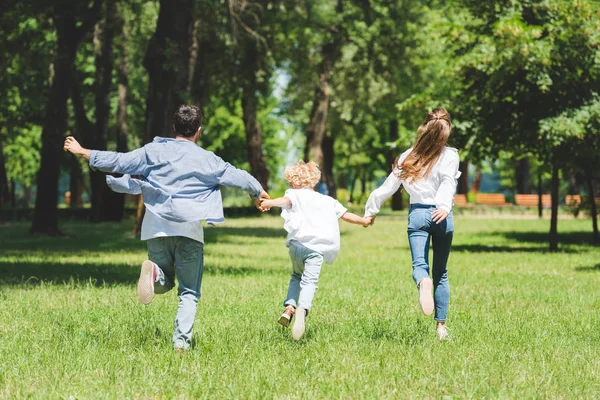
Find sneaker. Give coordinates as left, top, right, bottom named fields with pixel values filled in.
left=291, top=307, right=306, bottom=341
left=137, top=260, right=156, bottom=305
left=418, top=278, right=434, bottom=316
left=436, top=325, right=450, bottom=341
left=278, top=305, right=295, bottom=327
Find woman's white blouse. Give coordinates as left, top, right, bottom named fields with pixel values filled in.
left=365, top=147, right=461, bottom=217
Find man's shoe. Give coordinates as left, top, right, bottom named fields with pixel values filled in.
left=278, top=305, right=295, bottom=327
left=291, top=307, right=306, bottom=341
left=418, top=278, right=434, bottom=316
left=137, top=260, right=156, bottom=305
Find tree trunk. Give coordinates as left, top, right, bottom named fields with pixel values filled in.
left=360, top=170, right=367, bottom=203
left=0, top=138, right=9, bottom=207
left=322, top=133, right=336, bottom=197
left=133, top=195, right=145, bottom=238
left=537, top=171, right=543, bottom=219
left=31, top=13, right=78, bottom=235
left=134, top=0, right=195, bottom=237
left=142, top=0, right=194, bottom=143
left=90, top=0, right=123, bottom=222
left=305, top=40, right=338, bottom=198
left=549, top=159, right=559, bottom=251
left=69, top=157, right=84, bottom=208
left=567, top=168, right=579, bottom=195
left=31, top=2, right=101, bottom=234
left=349, top=170, right=358, bottom=204
left=10, top=179, right=16, bottom=210
left=187, top=19, right=200, bottom=97
left=388, top=119, right=403, bottom=210
left=107, top=5, right=130, bottom=220
left=305, top=50, right=332, bottom=167
left=457, top=160, right=469, bottom=194
left=240, top=41, right=269, bottom=190
left=241, top=89, right=270, bottom=190
left=516, top=157, right=532, bottom=194
left=584, top=165, right=599, bottom=245
left=471, top=168, right=483, bottom=193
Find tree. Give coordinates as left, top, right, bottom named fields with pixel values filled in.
left=30, top=0, right=102, bottom=235
left=452, top=0, right=600, bottom=250
left=540, top=97, right=600, bottom=245
left=132, top=0, right=195, bottom=236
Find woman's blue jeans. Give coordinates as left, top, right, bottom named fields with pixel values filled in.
left=407, top=204, right=454, bottom=322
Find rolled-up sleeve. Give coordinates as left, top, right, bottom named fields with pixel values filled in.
left=364, top=172, right=402, bottom=217
left=212, top=154, right=263, bottom=199
left=89, top=148, right=148, bottom=175
left=434, top=151, right=461, bottom=213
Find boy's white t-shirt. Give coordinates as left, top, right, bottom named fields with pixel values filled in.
left=141, top=210, right=204, bottom=243
left=281, top=188, right=347, bottom=264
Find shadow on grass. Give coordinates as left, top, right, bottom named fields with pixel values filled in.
left=0, top=223, right=286, bottom=255
left=498, top=231, right=599, bottom=246
left=0, top=260, right=278, bottom=287
left=450, top=244, right=577, bottom=254
left=574, top=264, right=600, bottom=272
left=0, top=262, right=139, bottom=286
left=205, top=226, right=286, bottom=241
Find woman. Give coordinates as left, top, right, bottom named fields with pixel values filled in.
left=364, top=108, right=461, bottom=340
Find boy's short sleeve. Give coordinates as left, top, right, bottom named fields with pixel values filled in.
left=333, top=200, right=347, bottom=219
left=283, top=189, right=296, bottom=209
left=281, top=189, right=300, bottom=234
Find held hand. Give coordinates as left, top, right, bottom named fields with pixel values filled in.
left=254, top=198, right=269, bottom=212
left=254, top=191, right=271, bottom=212
left=432, top=209, right=449, bottom=224
left=63, top=136, right=84, bottom=156
left=362, top=216, right=376, bottom=228
left=259, top=198, right=273, bottom=212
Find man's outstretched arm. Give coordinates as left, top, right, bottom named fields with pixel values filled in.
left=64, top=136, right=91, bottom=160
left=64, top=136, right=146, bottom=175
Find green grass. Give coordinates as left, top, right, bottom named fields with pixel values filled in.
left=1, top=214, right=599, bottom=398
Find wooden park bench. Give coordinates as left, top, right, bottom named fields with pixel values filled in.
left=475, top=193, right=510, bottom=207
left=566, top=194, right=582, bottom=206
left=515, top=194, right=551, bottom=209
left=454, top=194, right=468, bottom=207
left=565, top=194, right=600, bottom=207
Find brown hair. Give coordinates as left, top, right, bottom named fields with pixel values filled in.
left=284, top=160, right=321, bottom=189
left=396, top=108, right=452, bottom=182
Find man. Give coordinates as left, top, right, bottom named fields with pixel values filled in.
left=64, top=104, right=268, bottom=352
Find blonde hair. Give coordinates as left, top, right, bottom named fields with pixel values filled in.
left=284, top=160, right=321, bottom=189
left=396, top=108, right=452, bottom=182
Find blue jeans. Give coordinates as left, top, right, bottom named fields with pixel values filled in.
left=284, top=241, right=324, bottom=311
left=147, top=236, right=204, bottom=350
left=407, top=204, right=454, bottom=322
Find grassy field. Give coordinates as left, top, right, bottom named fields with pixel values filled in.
left=1, top=213, right=599, bottom=399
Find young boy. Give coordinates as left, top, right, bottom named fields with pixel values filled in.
left=260, top=161, right=372, bottom=341
left=63, top=105, right=268, bottom=352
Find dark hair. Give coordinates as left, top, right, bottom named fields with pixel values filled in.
left=173, top=105, right=202, bottom=137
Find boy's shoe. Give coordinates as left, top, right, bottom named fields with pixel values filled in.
left=436, top=325, right=450, bottom=341
left=137, top=260, right=156, bottom=305
left=291, top=307, right=307, bottom=341
left=278, top=305, right=295, bottom=327
left=418, top=278, right=434, bottom=316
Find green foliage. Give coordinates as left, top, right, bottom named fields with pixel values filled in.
left=3, top=126, right=42, bottom=187
left=451, top=0, right=600, bottom=162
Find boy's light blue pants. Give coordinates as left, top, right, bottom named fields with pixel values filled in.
left=284, top=241, right=324, bottom=312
